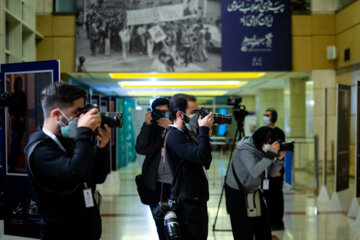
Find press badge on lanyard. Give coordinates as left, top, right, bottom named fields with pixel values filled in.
left=263, top=170, right=269, bottom=190
left=83, top=183, right=94, bottom=208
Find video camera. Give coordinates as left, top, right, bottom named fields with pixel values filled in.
left=79, top=104, right=123, bottom=128
left=227, top=96, right=248, bottom=126
left=0, top=92, right=10, bottom=108
left=198, top=107, right=232, bottom=125
left=152, top=200, right=181, bottom=240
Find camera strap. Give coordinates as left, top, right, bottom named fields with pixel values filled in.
left=26, top=132, right=80, bottom=197
left=160, top=128, right=184, bottom=204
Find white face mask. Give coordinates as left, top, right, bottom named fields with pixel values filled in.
left=263, top=116, right=271, bottom=126
left=262, top=144, right=271, bottom=152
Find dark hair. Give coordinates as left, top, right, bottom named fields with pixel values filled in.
left=169, top=94, right=188, bottom=120
left=151, top=97, right=169, bottom=110
left=41, top=82, right=87, bottom=118
left=266, top=108, right=278, bottom=124
left=252, top=126, right=276, bottom=150
left=14, top=76, right=23, bottom=91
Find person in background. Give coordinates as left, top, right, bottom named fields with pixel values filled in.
left=135, top=98, right=172, bottom=240
left=263, top=108, right=286, bottom=231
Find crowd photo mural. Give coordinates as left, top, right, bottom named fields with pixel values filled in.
left=76, top=0, right=222, bottom=72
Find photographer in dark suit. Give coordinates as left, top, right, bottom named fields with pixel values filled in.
left=165, top=93, right=214, bottom=240
left=135, top=98, right=172, bottom=240
left=25, top=82, right=111, bottom=240
left=263, top=108, right=286, bottom=231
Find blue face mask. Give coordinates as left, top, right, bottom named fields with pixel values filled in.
left=58, top=110, right=78, bottom=139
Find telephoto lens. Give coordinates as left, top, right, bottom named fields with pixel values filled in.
left=199, top=107, right=232, bottom=125
left=164, top=211, right=181, bottom=239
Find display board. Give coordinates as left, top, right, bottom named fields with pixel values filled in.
left=0, top=60, right=60, bottom=238
left=335, top=84, right=351, bottom=192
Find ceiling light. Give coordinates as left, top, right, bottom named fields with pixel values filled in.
left=118, top=81, right=247, bottom=89
left=109, top=72, right=265, bottom=79
left=128, top=90, right=228, bottom=96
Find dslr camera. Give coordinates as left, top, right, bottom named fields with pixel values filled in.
left=198, top=107, right=232, bottom=125
left=0, top=92, right=10, bottom=109
left=152, top=200, right=181, bottom=240
left=279, top=140, right=295, bottom=152
left=79, top=104, right=123, bottom=128
left=151, top=109, right=169, bottom=125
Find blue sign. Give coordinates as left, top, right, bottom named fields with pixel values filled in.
left=221, top=0, right=292, bottom=71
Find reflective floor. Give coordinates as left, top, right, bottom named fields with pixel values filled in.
left=1, top=151, right=360, bottom=240
left=98, top=152, right=360, bottom=240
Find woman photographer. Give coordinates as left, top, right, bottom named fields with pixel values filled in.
left=225, top=126, right=285, bottom=240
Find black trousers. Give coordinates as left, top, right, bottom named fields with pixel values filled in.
left=264, top=170, right=285, bottom=227
left=150, top=182, right=172, bottom=240
left=177, top=201, right=208, bottom=240
left=225, top=184, right=272, bottom=240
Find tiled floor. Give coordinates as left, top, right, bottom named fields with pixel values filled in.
left=98, top=152, right=360, bottom=240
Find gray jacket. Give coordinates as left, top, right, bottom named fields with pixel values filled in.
left=226, top=137, right=283, bottom=193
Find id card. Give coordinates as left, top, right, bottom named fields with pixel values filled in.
left=83, top=188, right=95, bottom=208
left=263, top=179, right=270, bottom=190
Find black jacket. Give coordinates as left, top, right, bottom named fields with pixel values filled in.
left=24, top=127, right=110, bottom=240
left=165, top=126, right=212, bottom=203
left=135, top=123, right=164, bottom=191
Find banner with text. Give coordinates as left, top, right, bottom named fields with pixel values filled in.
left=221, top=0, right=292, bottom=71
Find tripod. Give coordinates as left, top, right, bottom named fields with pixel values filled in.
left=212, top=117, right=245, bottom=232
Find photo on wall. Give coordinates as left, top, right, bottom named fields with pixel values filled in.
left=75, top=0, right=221, bottom=72
left=4, top=71, right=52, bottom=176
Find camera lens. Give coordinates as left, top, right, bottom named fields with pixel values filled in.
left=213, top=113, right=232, bottom=125
left=100, top=112, right=123, bottom=128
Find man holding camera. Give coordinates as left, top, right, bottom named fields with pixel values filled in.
left=135, top=98, right=172, bottom=240
left=164, top=93, right=214, bottom=240
left=25, top=82, right=111, bottom=240
left=263, top=108, right=286, bottom=231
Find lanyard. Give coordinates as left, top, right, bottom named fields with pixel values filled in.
left=42, top=128, right=67, bottom=153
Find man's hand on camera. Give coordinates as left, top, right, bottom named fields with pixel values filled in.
left=198, top=112, right=214, bottom=129
left=278, top=151, right=286, bottom=161
left=97, top=124, right=111, bottom=148
left=78, top=108, right=101, bottom=131
left=145, top=111, right=152, bottom=125
left=269, top=141, right=280, bottom=154
left=157, top=118, right=172, bottom=129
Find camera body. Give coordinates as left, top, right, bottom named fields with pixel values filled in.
left=151, top=109, right=169, bottom=125
left=0, top=92, right=10, bottom=108
left=80, top=104, right=123, bottom=128
left=152, top=200, right=181, bottom=239
left=279, top=140, right=295, bottom=152
left=198, top=107, right=232, bottom=125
